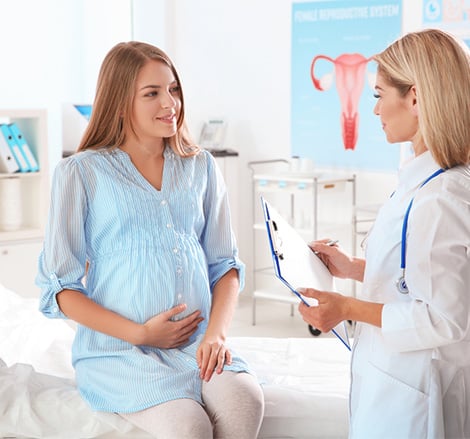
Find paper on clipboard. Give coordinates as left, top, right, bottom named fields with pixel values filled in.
left=261, top=197, right=350, bottom=351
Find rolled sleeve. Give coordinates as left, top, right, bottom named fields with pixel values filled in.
left=208, top=255, right=246, bottom=292
left=201, top=152, right=245, bottom=291
left=35, top=158, right=89, bottom=319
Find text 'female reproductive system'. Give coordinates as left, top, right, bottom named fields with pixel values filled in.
left=311, top=53, right=374, bottom=151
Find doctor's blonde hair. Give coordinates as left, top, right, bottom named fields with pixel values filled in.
left=374, top=28, right=470, bottom=168
left=78, top=41, right=198, bottom=157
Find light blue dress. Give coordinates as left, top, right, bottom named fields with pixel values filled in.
left=36, top=146, right=249, bottom=413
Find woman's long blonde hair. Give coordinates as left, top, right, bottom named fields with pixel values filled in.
left=77, top=41, right=198, bottom=157
left=374, top=28, right=470, bottom=168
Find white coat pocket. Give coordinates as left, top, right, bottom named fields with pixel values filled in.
left=351, top=360, right=428, bottom=439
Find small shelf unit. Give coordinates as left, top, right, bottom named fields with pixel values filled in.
left=0, top=108, right=49, bottom=298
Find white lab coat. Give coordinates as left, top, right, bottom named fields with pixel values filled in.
left=350, top=152, right=470, bottom=439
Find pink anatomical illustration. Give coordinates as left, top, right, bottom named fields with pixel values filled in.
left=310, top=53, right=372, bottom=150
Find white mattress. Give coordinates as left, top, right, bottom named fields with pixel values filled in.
left=0, top=285, right=350, bottom=438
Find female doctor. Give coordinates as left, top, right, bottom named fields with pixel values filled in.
left=298, top=29, right=470, bottom=438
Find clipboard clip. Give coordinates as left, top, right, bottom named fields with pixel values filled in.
left=267, top=219, right=284, bottom=260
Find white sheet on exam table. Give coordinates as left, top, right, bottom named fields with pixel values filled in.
left=0, top=284, right=350, bottom=439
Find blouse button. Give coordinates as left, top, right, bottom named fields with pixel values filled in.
left=173, top=248, right=178, bottom=254
left=166, top=223, right=172, bottom=228
left=160, top=200, right=167, bottom=206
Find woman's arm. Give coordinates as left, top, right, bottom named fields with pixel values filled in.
left=57, top=289, right=204, bottom=348
left=57, top=289, right=145, bottom=344
left=196, top=268, right=239, bottom=381
left=197, top=153, right=244, bottom=380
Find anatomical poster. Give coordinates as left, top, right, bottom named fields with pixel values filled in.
left=291, top=0, right=402, bottom=171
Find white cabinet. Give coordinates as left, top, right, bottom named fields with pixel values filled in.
left=0, top=109, right=48, bottom=298
left=248, top=160, right=356, bottom=325
left=0, top=240, right=44, bottom=298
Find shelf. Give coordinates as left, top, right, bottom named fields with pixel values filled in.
left=253, top=288, right=299, bottom=304
left=253, top=266, right=275, bottom=275
left=253, top=171, right=355, bottom=183
left=0, top=228, right=44, bottom=243
left=253, top=174, right=351, bottom=194
left=0, top=171, right=43, bottom=180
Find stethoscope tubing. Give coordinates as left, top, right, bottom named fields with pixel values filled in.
left=397, top=168, right=445, bottom=294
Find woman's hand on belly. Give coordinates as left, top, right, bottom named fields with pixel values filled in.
left=137, top=304, right=204, bottom=348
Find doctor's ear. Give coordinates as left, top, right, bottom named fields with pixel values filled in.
left=409, top=86, right=419, bottom=116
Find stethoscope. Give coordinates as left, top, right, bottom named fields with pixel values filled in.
left=396, top=168, right=445, bottom=294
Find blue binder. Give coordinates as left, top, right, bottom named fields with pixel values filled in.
left=0, top=128, right=19, bottom=173
left=8, top=122, right=39, bottom=172
left=0, top=124, right=30, bottom=172
left=261, top=196, right=351, bottom=351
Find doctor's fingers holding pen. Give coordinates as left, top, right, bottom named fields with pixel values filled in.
left=309, top=239, right=364, bottom=281
left=297, top=288, right=348, bottom=333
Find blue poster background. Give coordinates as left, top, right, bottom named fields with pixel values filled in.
left=422, top=0, right=470, bottom=47
left=291, top=1, right=402, bottom=171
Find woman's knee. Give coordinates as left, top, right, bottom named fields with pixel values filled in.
left=203, top=371, right=265, bottom=438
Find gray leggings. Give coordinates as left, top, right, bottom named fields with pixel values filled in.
left=120, top=371, right=265, bottom=439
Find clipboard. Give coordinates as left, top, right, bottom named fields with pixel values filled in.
left=261, top=197, right=351, bottom=351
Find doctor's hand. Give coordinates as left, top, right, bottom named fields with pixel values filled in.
left=297, top=288, right=349, bottom=333
left=309, top=239, right=365, bottom=282
left=141, top=304, right=204, bottom=349
left=196, top=333, right=232, bottom=382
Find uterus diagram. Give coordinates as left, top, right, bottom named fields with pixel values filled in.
left=310, top=53, right=374, bottom=150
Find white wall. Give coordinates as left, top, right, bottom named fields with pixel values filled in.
left=130, top=0, right=168, bottom=49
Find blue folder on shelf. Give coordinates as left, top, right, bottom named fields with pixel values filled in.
left=0, top=124, right=29, bottom=172
left=261, top=196, right=351, bottom=351
left=8, top=122, right=39, bottom=172
left=0, top=125, right=19, bottom=173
